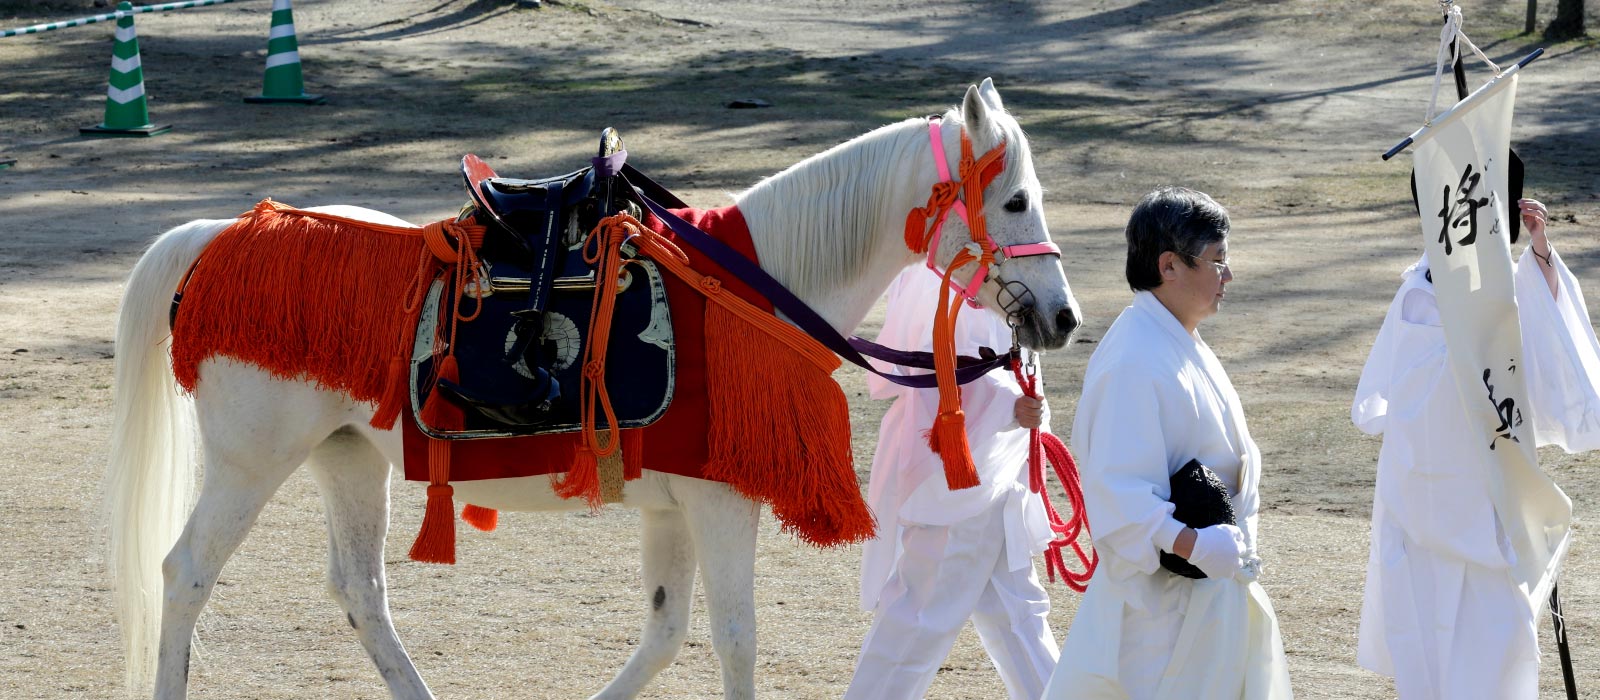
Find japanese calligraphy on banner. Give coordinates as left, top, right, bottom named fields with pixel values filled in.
left=1413, top=70, right=1572, bottom=615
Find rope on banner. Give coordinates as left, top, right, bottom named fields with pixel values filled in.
left=1425, top=2, right=1501, bottom=124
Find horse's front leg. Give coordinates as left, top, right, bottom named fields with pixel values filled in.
left=675, top=477, right=759, bottom=700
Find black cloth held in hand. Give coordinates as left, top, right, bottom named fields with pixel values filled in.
left=1159, top=459, right=1237, bottom=579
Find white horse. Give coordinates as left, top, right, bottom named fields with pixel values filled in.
left=107, top=79, right=1080, bottom=699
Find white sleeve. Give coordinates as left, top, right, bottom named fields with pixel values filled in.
left=1354, top=282, right=1441, bottom=436
left=1516, top=247, right=1600, bottom=452
left=1072, top=360, right=1186, bottom=581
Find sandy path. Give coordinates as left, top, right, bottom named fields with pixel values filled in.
left=1, top=0, right=1597, bottom=697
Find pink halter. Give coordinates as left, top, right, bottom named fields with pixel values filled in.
left=921, top=118, right=1061, bottom=308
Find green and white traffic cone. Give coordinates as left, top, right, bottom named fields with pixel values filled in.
left=80, top=2, right=171, bottom=137
left=244, top=0, right=325, bottom=104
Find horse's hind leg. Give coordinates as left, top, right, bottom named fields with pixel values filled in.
left=153, top=419, right=312, bottom=699
left=676, top=479, right=759, bottom=700
left=592, top=506, right=697, bottom=700
left=306, top=428, right=433, bottom=700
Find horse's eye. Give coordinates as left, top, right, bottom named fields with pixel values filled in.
left=1004, top=192, right=1029, bottom=213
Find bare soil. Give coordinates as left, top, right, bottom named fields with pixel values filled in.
left=2, top=0, right=1599, bottom=698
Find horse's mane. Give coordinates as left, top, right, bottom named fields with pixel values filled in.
left=733, top=103, right=1039, bottom=310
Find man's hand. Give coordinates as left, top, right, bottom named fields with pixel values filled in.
left=1014, top=395, right=1044, bottom=430
left=1521, top=198, right=1550, bottom=245
left=1186, top=524, right=1247, bottom=580
left=1521, top=199, right=1559, bottom=299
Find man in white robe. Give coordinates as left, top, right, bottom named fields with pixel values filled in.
left=1046, top=187, right=1292, bottom=700
left=845, top=266, right=1059, bottom=700
left=1353, top=199, right=1600, bottom=699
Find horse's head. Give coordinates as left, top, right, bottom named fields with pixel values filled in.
left=927, top=79, right=1081, bottom=351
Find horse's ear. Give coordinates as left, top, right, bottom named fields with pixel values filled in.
left=962, top=84, right=991, bottom=135
left=978, top=77, right=1004, bottom=111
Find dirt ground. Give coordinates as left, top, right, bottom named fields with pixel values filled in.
left=2, top=0, right=1599, bottom=698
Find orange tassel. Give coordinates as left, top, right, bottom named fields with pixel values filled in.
left=552, top=448, right=603, bottom=509
left=922, top=250, right=983, bottom=490
left=702, top=304, right=875, bottom=547
left=409, top=483, right=456, bottom=564
left=368, top=355, right=407, bottom=431
left=927, top=410, right=980, bottom=490
left=411, top=356, right=461, bottom=564
left=460, top=503, right=499, bottom=532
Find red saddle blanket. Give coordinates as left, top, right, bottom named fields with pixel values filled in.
left=401, top=205, right=760, bottom=483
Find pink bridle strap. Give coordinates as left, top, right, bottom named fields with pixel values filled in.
left=927, top=120, right=970, bottom=228
left=997, top=241, right=1061, bottom=261
left=920, top=118, right=1059, bottom=307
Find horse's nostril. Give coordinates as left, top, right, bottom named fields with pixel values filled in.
left=1056, top=307, right=1080, bottom=336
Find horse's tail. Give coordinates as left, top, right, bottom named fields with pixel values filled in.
left=105, top=217, right=233, bottom=696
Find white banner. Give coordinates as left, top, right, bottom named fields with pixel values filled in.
left=1413, top=71, right=1571, bottom=615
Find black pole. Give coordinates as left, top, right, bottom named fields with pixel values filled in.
left=1551, top=581, right=1578, bottom=700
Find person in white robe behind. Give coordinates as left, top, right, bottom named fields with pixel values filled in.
left=1352, top=199, right=1600, bottom=699
left=845, top=265, right=1060, bottom=700
left=1045, top=186, right=1293, bottom=700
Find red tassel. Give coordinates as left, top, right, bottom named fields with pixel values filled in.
left=552, top=448, right=603, bottom=509
left=461, top=503, right=498, bottom=532
left=411, top=356, right=461, bottom=564
left=622, top=430, right=644, bottom=481
left=927, top=410, right=980, bottom=490
left=409, top=483, right=457, bottom=564
left=369, top=355, right=407, bottom=430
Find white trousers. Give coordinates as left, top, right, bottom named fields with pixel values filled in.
left=1362, top=519, right=1539, bottom=700
left=845, top=500, right=1059, bottom=700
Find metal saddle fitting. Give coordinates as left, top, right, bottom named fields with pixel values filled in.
left=438, top=128, right=636, bottom=429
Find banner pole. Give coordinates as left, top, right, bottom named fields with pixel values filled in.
left=1552, top=581, right=1578, bottom=700
left=1382, top=48, right=1544, bottom=160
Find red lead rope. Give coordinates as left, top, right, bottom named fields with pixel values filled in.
left=1012, top=356, right=1099, bottom=592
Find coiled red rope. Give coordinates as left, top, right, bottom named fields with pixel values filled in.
left=1013, top=356, right=1098, bottom=592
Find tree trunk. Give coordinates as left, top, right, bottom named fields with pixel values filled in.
left=1545, top=0, right=1587, bottom=39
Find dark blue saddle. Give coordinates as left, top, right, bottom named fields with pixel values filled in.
left=410, top=130, right=674, bottom=438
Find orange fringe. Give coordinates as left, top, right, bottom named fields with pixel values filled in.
left=702, top=304, right=874, bottom=546
left=171, top=201, right=428, bottom=408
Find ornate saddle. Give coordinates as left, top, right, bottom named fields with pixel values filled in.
left=411, top=129, right=675, bottom=438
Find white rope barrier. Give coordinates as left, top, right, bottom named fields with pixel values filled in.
left=1, top=0, right=243, bottom=39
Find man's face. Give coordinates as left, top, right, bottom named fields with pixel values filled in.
left=1163, top=240, right=1233, bottom=327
